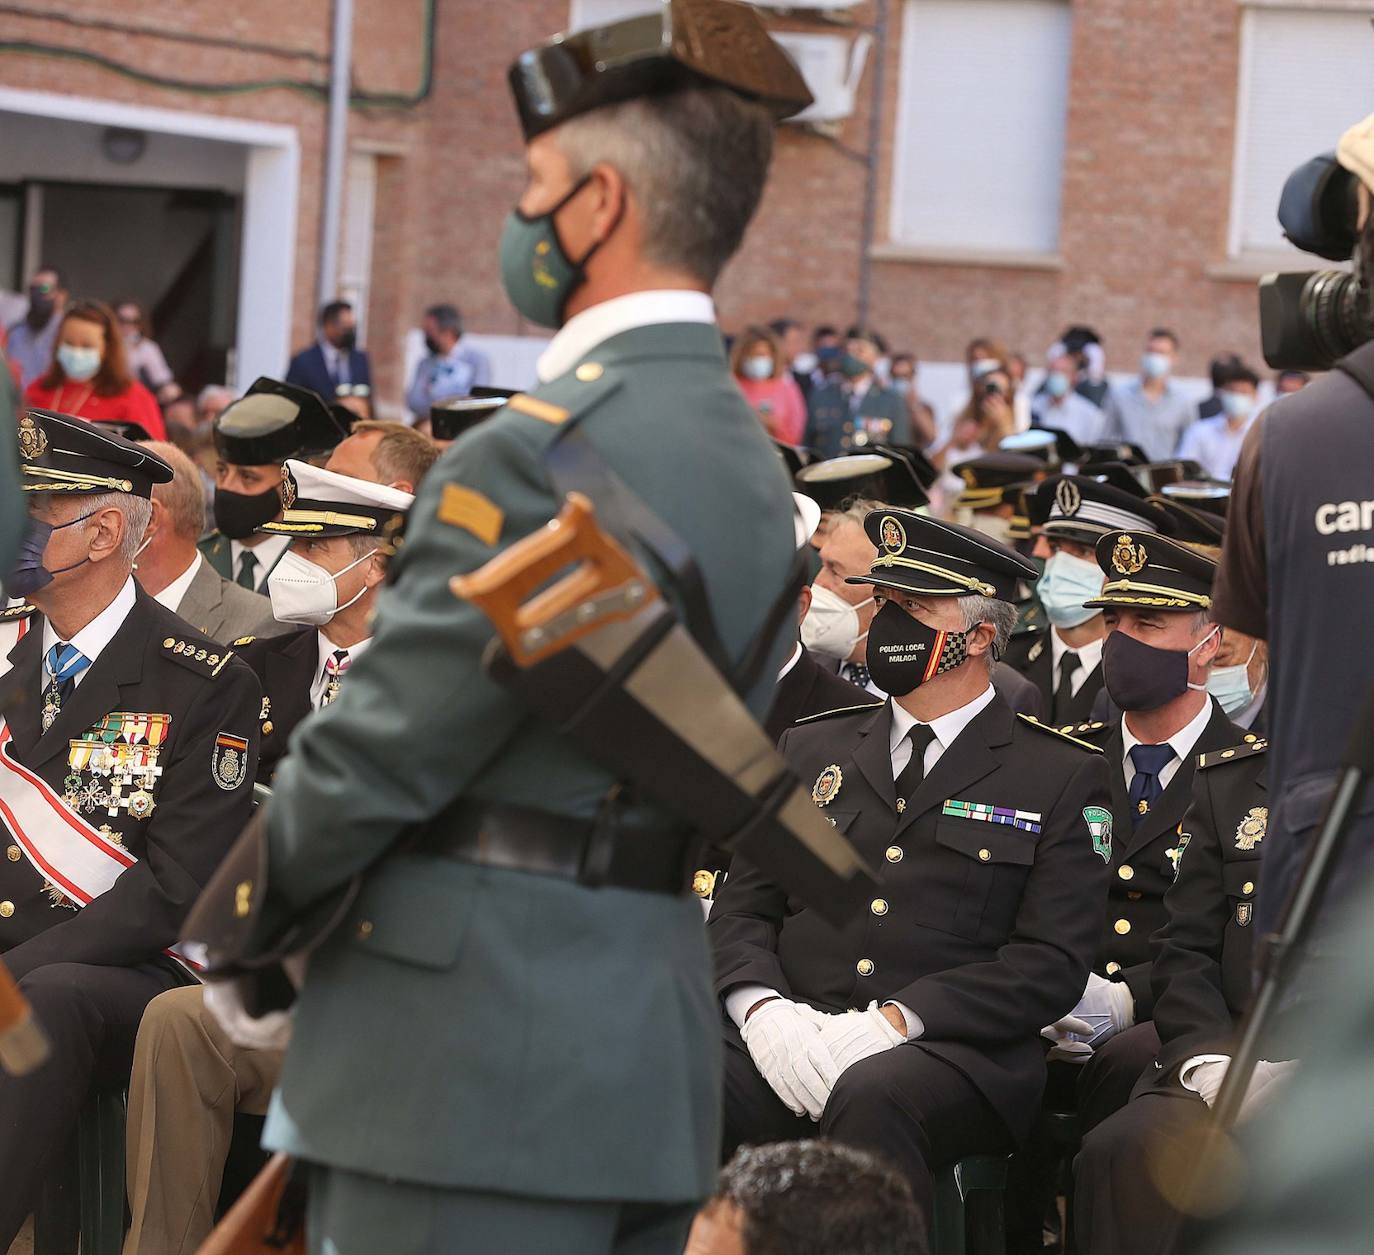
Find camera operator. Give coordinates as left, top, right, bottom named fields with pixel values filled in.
left=1215, top=112, right=1374, bottom=940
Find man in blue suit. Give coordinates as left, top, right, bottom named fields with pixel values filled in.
left=285, top=301, right=372, bottom=408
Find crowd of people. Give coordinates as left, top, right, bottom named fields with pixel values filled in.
left=0, top=2, right=1356, bottom=1254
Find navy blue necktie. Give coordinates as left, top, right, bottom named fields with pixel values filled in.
left=1128, top=743, right=1174, bottom=828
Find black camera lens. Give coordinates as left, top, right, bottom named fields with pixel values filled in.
left=1259, top=270, right=1374, bottom=371
left=982, top=380, right=1002, bottom=397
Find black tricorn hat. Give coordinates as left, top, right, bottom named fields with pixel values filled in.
left=430, top=389, right=516, bottom=442
left=508, top=0, right=813, bottom=142
left=214, top=378, right=341, bottom=466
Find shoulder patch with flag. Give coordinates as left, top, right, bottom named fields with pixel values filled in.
left=1083, top=806, right=1113, bottom=863
left=212, top=732, right=250, bottom=791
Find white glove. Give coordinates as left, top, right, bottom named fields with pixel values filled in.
left=797, top=1002, right=906, bottom=1075
left=1184, top=1056, right=1297, bottom=1120
left=202, top=977, right=294, bottom=1052
left=1041, top=973, right=1135, bottom=1062
left=740, top=998, right=840, bottom=1121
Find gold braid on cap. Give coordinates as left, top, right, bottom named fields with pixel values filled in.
left=870, top=554, right=997, bottom=597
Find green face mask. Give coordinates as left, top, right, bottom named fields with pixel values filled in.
left=499, top=175, right=610, bottom=329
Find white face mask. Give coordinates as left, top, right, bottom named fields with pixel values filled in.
left=792, top=351, right=818, bottom=375
left=268, top=547, right=378, bottom=627
left=801, top=582, right=872, bottom=661
left=741, top=355, right=774, bottom=381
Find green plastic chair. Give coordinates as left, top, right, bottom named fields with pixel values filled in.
left=34, top=1087, right=127, bottom=1255
left=931, top=1154, right=1010, bottom=1255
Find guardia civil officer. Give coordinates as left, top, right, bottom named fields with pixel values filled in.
left=1075, top=736, right=1290, bottom=1255
left=1004, top=476, right=1170, bottom=726
left=0, top=410, right=259, bottom=1248
left=1041, top=531, right=1241, bottom=1130
left=187, top=5, right=815, bottom=1251
left=708, top=509, right=1111, bottom=1237
left=200, top=378, right=347, bottom=593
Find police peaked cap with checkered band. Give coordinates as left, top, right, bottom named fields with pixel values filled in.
left=259, top=460, right=413, bottom=540
left=17, top=409, right=172, bottom=498
left=846, top=509, right=1037, bottom=602
left=509, top=0, right=813, bottom=143
left=1083, top=529, right=1216, bottom=612
left=1034, top=475, right=1172, bottom=546
left=213, top=377, right=346, bottom=466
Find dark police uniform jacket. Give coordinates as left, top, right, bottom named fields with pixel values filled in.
left=1003, top=628, right=1103, bottom=726
left=804, top=381, right=911, bottom=459
left=1137, top=740, right=1266, bottom=1095
left=1088, top=700, right=1242, bottom=1018
left=765, top=647, right=878, bottom=743
left=0, top=589, right=259, bottom=981
left=709, top=696, right=1111, bottom=1141
left=236, top=628, right=320, bottom=784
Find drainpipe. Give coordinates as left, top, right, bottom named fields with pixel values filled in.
left=317, top=0, right=353, bottom=306
left=855, top=0, right=888, bottom=327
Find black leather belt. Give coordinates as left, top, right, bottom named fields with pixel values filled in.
left=432, top=801, right=695, bottom=896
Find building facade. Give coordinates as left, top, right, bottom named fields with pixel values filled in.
left=1, top=0, right=1367, bottom=414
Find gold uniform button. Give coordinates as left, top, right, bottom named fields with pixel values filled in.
left=1243, top=881, right=1255, bottom=896
left=885, top=846, right=903, bottom=863
left=575, top=362, right=604, bottom=382
left=0, top=901, right=13, bottom=919
left=1244, top=733, right=1258, bottom=743
left=5, top=846, right=19, bottom=863
left=856, top=958, right=874, bottom=976
left=1114, top=918, right=1131, bottom=935
left=356, top=920, right=374, bottom=940
left=1106, top=961, right=1122, bottom=975
left=262, top=721, right=274, bottom=736
left=1118, top=865, right=1134, bottom=881
left=978, top=848, right=991, bottom=862
left=691, top=870, right=717, bottom=898
left=871, top=898, right=889, bottom=916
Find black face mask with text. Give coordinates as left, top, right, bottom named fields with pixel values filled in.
left=864, top=601, right=978, bottom=697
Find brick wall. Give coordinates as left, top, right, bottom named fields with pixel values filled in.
left=1, top=0, right=1276, bottom=409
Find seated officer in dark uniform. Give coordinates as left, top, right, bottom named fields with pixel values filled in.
left=1005, top=476, right=1171, bottom=726
left=1074, top=737, right=1283, bottom=1255
left=0, top=410, right=259, bottom=1249
left=708, top=508, right=1111, bottom=1235
left=1041, top=531, right=1242, bottom=1131
left=234, top=460, right=413, bottom=783
left=200, top=378, right=347, bottom=595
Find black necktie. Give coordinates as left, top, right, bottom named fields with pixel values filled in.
left=893, top=723, right=938, bottom=808
left=842, top=662, right=871, bottom=689
left=1128, top=743, right=1174, bottom=828
left=1053, top=651, right=1080, bottom=722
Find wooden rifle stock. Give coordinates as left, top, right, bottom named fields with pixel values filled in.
left=0, top=954, right=48, bottom=1076
left=196, top=1153, right=303, bottom=1255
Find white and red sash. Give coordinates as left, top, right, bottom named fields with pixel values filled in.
left=0, top=623, right=199, bottom=973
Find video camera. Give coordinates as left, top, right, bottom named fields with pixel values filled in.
left=1259, top=153, right=1374, bottom=370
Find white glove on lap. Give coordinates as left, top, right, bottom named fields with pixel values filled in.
left=1186, top=1056, right=1297, bottom=1121
left=798, top=1002, right=906, bottom=1075
left=203, top=977, right=294, bottom=1052
left=1041, top=973, right=1135, bottom=1062
left=740, top=998, right=839, bottom=1121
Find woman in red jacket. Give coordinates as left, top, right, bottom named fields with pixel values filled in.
left=25, top=298, right=166, bottom=439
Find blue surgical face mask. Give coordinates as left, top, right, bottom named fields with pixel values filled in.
left=3, top=509, right=99, bottom=598
left=57, top=344, right=102, bottom=382
left=1220, top=389, right=1254, bottom=421
left=1141, top=351, right=1171, bottom=380
left=1045, top=371, right=1071, bottom=399
left=1206, top=644, right=1259, bottom=716
left=1036, top=551, right=1103, bottom=629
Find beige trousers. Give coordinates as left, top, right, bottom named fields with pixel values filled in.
left=123, top=985, right=284, bottom=1255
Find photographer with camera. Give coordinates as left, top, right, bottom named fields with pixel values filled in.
left=1216, top=113, right=1374, bottom=941
left=934, top=363, right=1016, bottom=473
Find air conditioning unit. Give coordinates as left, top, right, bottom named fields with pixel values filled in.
left=773, top=31, right=872, bottom=125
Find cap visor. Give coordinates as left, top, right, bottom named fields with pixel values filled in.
left=846, top=573, right=968, bottom=597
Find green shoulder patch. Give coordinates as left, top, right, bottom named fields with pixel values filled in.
left=794, top=702, right=884, bottom=726
left=1083, top=805, right=1113, bottom=863
left=161, top=636, right=234, bottom=678
left=1197, top=737, right=1268, bottom=770
left=1018, top=713, right=1103, bottom=753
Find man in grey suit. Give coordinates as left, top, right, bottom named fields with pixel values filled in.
left=133, top=442, right=281, bottom=644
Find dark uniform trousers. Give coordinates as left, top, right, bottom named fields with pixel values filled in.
left=1073, top=744, right=1268, bottom=1255
left=0, top=589, right=260, bottom=1247
left=711, top=698, right=1111, bottom=1237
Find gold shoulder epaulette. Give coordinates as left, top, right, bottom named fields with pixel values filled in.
left=0, top=602, right=35, bottom=622
left=232, top=636, right=257, bottom=647
left=507, top=394, right=570, bottom=425
left=1198, top=735, right=1268, bottom=769
left=1059, top=720, right=1108, bottom=736
left=794, top=701, right=885, bottom=725
left=1019, top=713, right=1103, bottom=753
left=161, top=636, right=235, bottom=678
